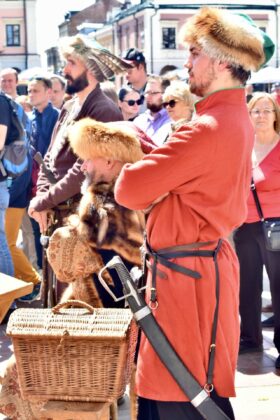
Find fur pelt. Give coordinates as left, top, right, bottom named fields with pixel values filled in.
left=68, top=117, right=144, bottom=163
left=60, top=181, right=144, bottom=308
left=180, top=7, right=265, bottom=71
left=75, top=181, right=144, bottom=266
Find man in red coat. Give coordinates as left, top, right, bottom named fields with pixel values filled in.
left=115, top=7, right=274, bottom=420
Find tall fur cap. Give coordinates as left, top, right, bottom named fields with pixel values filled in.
left=180, top=7, right=274, bottom=71
left=69, top=118, right=148, bottom=163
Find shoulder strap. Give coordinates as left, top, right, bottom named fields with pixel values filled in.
left=251, top=178, right=264, bottom=221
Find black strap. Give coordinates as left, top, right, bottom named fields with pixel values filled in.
left=144, top=239, right=223, bottom=392
left=207, top=240, right=222, bottom=388
left=251, top=178, right=264, bottom=221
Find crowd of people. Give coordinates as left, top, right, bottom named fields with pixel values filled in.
left=0, top=5, right=280, bottom=420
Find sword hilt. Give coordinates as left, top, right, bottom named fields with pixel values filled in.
left=98, top=256, right=146, bottom=309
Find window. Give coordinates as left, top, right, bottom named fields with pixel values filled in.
left=162, top=27, right=176, bottom=49
left=6, top=24, right=20, bottom=46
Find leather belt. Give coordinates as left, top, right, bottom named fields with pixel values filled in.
left=144, top=239, right=217, bottom=303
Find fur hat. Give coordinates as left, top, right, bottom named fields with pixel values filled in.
left=59, top=35, right=132, bottom=82
left=69, top=118, right=154, bottom=163
left=180, top=7, right=274, bottom=71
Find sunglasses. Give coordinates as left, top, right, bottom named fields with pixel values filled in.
left=123, top=97, right=144, bottom=106
left=163, top=99, right=178, bottom=108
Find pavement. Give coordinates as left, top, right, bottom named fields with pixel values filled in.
left=0, top=294, right=279, bottom=419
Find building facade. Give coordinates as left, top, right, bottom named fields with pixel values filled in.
left=0, top=0, right=40, bottom=71
left=103, top=0, right=279, bottom=75
left=44, top=1, right=280, bottom=75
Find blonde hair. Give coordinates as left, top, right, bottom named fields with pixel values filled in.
left=248, top=92, right=280, bottom=133
left=163, top=80, right=194, bottom=108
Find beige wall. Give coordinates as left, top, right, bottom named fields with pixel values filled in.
left=0, top=0, right=40, bottom=71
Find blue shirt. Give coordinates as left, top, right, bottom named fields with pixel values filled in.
left=30, top=103, right=59, bottom=158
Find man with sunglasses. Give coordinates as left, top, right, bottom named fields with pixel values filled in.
left=133, top=75, right=171, bottom=146
left=115, top=7, right=274, bottom=419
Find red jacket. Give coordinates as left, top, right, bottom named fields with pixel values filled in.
left=115, top=88, right=254, bottom=401
left=247, top=140, right=280, bottom=222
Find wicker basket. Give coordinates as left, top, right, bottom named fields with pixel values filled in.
left=7, top=300, right=137, bottom=403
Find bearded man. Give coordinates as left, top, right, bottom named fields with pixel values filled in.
left=28, top=35, right=129, bottom=231
left=27, top=35, right=130, bottom=303
left=115, top=7, right=274, bottom=420
left=133, top=75, right=171, bottom=146
left=45, top=119, right=154, bottom=310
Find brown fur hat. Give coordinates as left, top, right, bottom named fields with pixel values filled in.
left=69, top=118, right=145, bottom=163
left=180, top=7, right=266, bottom=71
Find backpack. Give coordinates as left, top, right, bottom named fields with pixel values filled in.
left=0, top=94, right=28, bottom=179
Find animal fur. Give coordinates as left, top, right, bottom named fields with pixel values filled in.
left=76, top=181, right=144, bottom=266
left=180, top=7, right=265, bottom=71
left=68, top=117, right=144, bottom=163
left=60, top=181, right=144, bottom=310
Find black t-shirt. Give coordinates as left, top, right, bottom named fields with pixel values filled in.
left=0, top=94, right=18, bottom=145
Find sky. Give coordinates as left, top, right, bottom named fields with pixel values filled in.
left=36, top=0, right=98, bottom=53
left=35, top=0, right=140, bottom=67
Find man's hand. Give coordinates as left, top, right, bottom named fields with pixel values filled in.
left=28, top=208, right=53, bottom=233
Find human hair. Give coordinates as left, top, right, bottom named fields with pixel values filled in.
left=50, top=74, right=66, bottom=89
left=163, top=80, right=194, bottom=108
left=227, top=65, right=251, bottom=86
left=248, top=92, right=280, bottom=133
left=146, top=74, right=167, bottom=92
left=29, top=76, right=52, bottom=90
left=100, top=81, right=119, bottom=105
left=134, top=61, right=147, bottom=73
left=159, top=65, right=178, bottom=76
left=118, top=86, right=140, bottom=102
left=0, top=67, right=18, bottom=82
left=16, top=95, right=32, bottom=112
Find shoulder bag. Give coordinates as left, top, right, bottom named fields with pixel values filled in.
left=251, top=179, right=280, bottom=251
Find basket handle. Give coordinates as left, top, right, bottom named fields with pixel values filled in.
left=52, top=300, right=95, bottom=314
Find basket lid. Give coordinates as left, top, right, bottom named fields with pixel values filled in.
left=7, top=304, right=134, bottom=339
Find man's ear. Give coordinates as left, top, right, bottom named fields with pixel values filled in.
left=217, top=61, right=229, bottom=72
left=106, top=159, right=114, bottom=169
left=110, top=160, right=125, bottom=175
left=87, top=69, right=97, bottom=84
